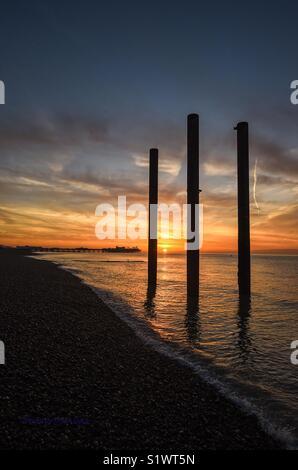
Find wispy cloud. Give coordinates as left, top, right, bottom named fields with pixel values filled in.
left=133, top=154, right=181, bottom=176
left=203, top=160, right=235, bottom=176
left=253, top=159, right=260, bottom=213
left=0, top=112, right=297, bottom=251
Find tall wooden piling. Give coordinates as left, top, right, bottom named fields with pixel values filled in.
left=235, top=122, right=251, bottom=296
left=148, top=148, right=158, bottom=287
left=187, top=114, right=200, bottom=297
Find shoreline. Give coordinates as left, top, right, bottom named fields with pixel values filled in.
left=0, top=249, right=281, bottom=449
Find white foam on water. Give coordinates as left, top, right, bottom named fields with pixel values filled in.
left=37, top=257, right=298, bottom=450
left=86, top=280, right=297, bottom=450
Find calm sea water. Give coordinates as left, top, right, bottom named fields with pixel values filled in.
left=36, top=252, right=298, bottom=446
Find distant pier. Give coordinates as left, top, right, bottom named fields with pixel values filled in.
left=15, top=246, right=141, bottom=254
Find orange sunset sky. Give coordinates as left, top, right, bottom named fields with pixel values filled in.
left=0, top=135, right=297, bottom=254
left=0, top=3, right=297, bottom=254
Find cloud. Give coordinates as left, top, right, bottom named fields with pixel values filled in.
left=0, top=208, right=13, bottom=224
left=257, top=174, right=296, bottom=185
left=252, top=136, right=298, bottom=178
left=250, top=204, right=298, bottom=251
left=133, top=154, right=181, bottom=176
left=257, top=205, right=298, bottom=234
left=0, top=114, right=109, bottom=148
left=203, top=160, right=235, bottom=176
left=0, top=110, right=297, bottom=251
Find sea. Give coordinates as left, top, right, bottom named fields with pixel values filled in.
left=35, top=251, right=298, bottom=448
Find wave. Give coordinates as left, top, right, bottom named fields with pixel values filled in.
left=37, top=257, right=298, bottom=450
left=91, top=285, right=297, bottom=449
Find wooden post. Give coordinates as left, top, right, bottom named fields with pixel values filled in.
left=235, top=122, right=251, bottom=296
left=187, top=114, right=200, bottom=297
left=148, top=148, right=158, bottom=287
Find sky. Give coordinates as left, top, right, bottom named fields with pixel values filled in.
left=0, top=0, right=297, bottom=252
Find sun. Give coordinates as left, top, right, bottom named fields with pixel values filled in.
left=162, top=248, right=168, bottom=253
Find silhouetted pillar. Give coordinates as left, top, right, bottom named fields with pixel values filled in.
left=148, top=148, right=158, bottom=287
left=187, top=114, right=200, bottom=297
left=235, top=122, right=251, bottom=296
left=186, top=290, right=200, bottom=344
left=237, top=295, right=251, bottom=362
